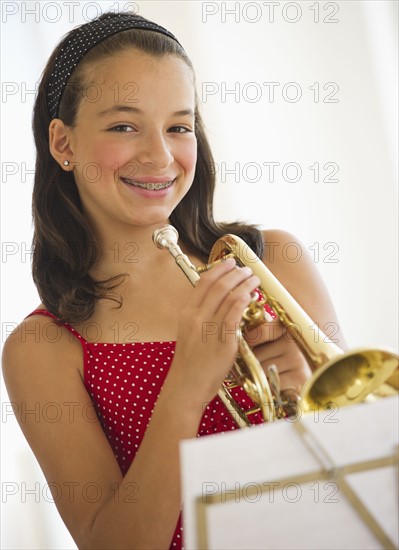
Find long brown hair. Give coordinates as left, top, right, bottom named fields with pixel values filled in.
left=31, top=12, right=264, bottom=324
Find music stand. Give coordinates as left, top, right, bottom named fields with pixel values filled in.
left=180, top=396, right=398, bottom=549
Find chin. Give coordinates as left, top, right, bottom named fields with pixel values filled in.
left=128, top=209, right=173, bottom=228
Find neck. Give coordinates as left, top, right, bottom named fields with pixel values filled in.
left=88, top=221, right=190, bottom=281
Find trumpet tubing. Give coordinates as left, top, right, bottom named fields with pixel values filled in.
left=153, top=225, right=398, bottom=427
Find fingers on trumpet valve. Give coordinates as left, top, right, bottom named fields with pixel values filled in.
left=267, top=364, right=301, bottom=418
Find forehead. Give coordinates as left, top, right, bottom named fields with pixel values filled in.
left=78, top=49, right=195, bottom=115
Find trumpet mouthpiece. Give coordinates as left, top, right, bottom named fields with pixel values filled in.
left=152, top=225, right=179, bottom=249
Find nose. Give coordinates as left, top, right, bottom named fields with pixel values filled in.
left=136, top=129, right=174, bottom=170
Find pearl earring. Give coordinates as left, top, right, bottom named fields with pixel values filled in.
left=63, top=160, right=70, bottom=166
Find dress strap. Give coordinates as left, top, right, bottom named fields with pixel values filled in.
left=24, top=308, right=88, bottom=352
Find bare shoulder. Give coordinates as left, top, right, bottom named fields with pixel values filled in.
left=2, top=310, right=84, bottom=383
left=261, top=229, right=347, bottom=349
left=261, top=229, right=319, bottom=290
left=1, top=311, right=86, bottom=457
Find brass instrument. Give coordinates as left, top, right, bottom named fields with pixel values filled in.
left=153, top=225, right=398, bottom=428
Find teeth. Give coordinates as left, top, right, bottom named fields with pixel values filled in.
left=122, top=178, right=173, bottom=190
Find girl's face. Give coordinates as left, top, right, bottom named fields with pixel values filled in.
left=67, top=49, right=197, bottom=232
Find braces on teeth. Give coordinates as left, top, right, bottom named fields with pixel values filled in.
left=123, top=178, right=173, bottom=190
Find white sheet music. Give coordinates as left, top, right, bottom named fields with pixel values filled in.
left=180, top=396, right=398, bottom=550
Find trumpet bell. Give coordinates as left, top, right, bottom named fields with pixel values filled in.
left=300, top=348, right=398, bottom=412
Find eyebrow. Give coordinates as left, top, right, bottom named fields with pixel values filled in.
left=97, top=105, right=195, bottom=118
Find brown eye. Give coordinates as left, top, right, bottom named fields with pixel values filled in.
left=110, top=125, right=134, bottom=132
left=168, top=126, right=192, bottom=133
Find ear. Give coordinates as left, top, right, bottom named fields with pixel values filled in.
left=49, top=119, right=75, bottom=171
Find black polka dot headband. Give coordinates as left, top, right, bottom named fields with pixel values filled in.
left=47, top=13, right=182, bottom=120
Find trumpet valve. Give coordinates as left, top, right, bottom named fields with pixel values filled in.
left=242, top=299, right=268, bottom=328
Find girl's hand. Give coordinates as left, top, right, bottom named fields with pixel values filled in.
left=171, top=258, right=261, bottom=402
left=245, top=319, right=312, bottom=394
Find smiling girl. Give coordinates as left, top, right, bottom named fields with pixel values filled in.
left=2, top=11, right=344, bottom=550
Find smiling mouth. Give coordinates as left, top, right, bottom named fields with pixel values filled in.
left=121, top=177, right=175, bottom=190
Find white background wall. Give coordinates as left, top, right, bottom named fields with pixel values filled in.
left=1, top=1, right=398, bottom=548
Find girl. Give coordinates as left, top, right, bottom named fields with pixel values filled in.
left=2, top=11, right=344, bottom=550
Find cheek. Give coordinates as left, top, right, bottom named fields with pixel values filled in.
left=74, top=141, right=128, bottom=188
left=93, top=142, right=131, bottom=171
left=84, top=141, right=138, bottom=183
left=177, top=140, right=197, bottom=175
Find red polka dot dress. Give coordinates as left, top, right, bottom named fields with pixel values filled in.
left=25, top=308, right=266, bottom=549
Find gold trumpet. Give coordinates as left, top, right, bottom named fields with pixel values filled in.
left=153, top=225, right=398, bottom=428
